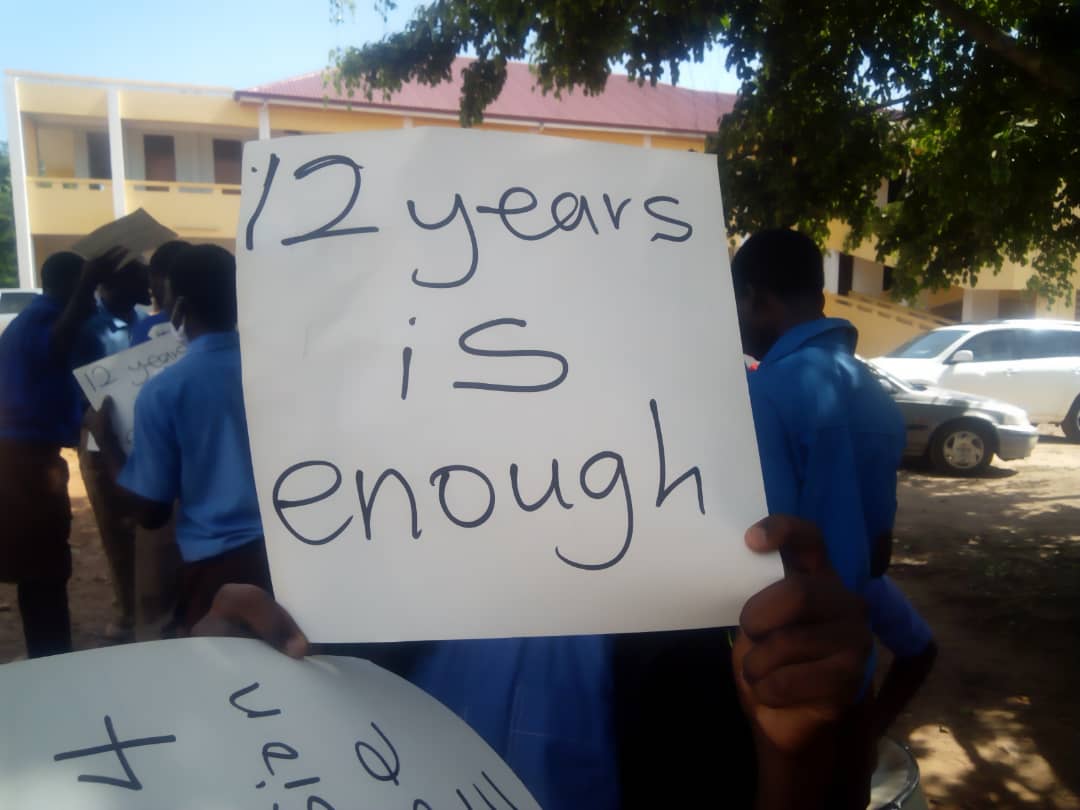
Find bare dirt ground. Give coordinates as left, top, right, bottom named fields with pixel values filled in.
left=2, top=439, right=1078, bottom=808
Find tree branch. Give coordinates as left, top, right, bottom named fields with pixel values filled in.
left=930, top=0, right=1079, bottom=96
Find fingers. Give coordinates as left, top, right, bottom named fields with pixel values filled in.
left=745, top=515, right=830, bottom=575
left=194, top=584, right=310, bottom=659
left=740, top=620, right=869, bottom=684
left=740, top=574, right=864, bottom=640
left=740, top=647, right=867, bottom=710
left=100, top=396, right=115, bottom=417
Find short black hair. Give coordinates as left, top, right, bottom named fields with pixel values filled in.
left=149, top=240, right=192, bottom=278
left=168, top=244, right=237, bottom=330
left=731, top=229, right=824, bottom=302
left=40, top=251, right=84, bottom=298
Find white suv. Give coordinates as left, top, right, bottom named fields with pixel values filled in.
left=872, top=319, right=1080, bottom=441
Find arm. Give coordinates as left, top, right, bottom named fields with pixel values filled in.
left=734, top=516, right=873, bottom=810
left=50, top=247, right=128, bottom=360
left=87, top=396, right=173, bottom=529
left=869, top=640, right=937, bottom=741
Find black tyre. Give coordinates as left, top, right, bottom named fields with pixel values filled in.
left=1063, top=395, right=1080, bottom=443
left=929, top=420, right=994, bottom=476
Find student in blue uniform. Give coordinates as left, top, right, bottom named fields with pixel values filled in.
left=74, top=256, right=151, bottom=642
left=0, top=248, right=127, bottom=657
left=90, top=245, right=271, bottom=633
left=130, top=240, right=191, bottom=347
left=731, top=228, right=909, bottom=807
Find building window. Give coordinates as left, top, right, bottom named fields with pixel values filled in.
left=144, top=134, right=176, bottom=183
left=213, top=139, right=242, bottom=185
left=837, top=253, right=854, bottom=296
left=87, top=132, right=111, bottom=179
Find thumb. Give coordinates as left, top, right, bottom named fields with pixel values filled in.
left=745, top=515, right=831, bottom=576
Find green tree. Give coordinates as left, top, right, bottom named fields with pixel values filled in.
left=0, top=142, right=17, bottom=288
left=330, top=0, right=1079, bottom=300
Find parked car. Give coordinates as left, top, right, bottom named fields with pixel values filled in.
left=0, top=289, right=41, bottom=335
left=871, top=319, right=1080, bottom=441
left=864, top=359, right=1039, bottom=476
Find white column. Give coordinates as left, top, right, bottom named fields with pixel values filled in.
left=402, top=116, right=414, bottom=129
left=258, top=103, right=271, bottom=140
left=4, top=76, right=35, bottom=288
left=643, top=134, right=653, bottom=148
left=961, top=289, right=1000, bottom=322
left=822, top=250, right=841, bottom=293
left=106, top=87, right=126, bottom=217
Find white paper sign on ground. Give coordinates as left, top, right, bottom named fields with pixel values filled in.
left=73, top=333, right=185, bottom=454
left=0, top=637, right=538, bottom=810
left=238, top=128, right=780, bottom=642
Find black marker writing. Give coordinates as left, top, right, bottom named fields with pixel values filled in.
left=430, top=465, right=496, bottom=528
left=643, top=195, right=693, bottom=243
left=555, top=451, right=633, bottom=571
left=228, top=682, right=282, bottom=719
left=408, top=195, right=479, bottom=288
left=354, top=722, right=400, bottom=785
left=454, top=318, right=569, bottom=393
left=651, top=399, right=705, bottom=514
left=401, top=316, right=416, bottom=400
left=245, top=152, right=280, bottom=251
left=510, top=459, right=574, bottom=512
left=53, top=715, right=177, bottom=791
left=272, top=460, right=354, bottom=545
left=602, top=194, right=632, bottom=229
left=357, top=468, right=423, bottom=540
left=262, top=742, right=299, bottom=775
left=282, top=155, right=380, bottom=246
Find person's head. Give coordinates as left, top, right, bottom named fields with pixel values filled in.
left=99, top=259, right=151, bottom=315
left=40, top=251, right=85, bottom=303
left=731, top=228, right=826, bottom=359
left=166, top=244, right=238, bottom=340
left=148, top=240, right=191, bottom=312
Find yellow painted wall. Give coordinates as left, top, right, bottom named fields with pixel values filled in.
left=36, top=127, right=76, bottom=177
left=651, top=134, right=708, bottom=151
left=122, top=90, right=257, bottom=128
left=543, top=127, right=645, bottom=147
left=268, top=105, right=405, bottom=133
left=126, top=182, right=241, bottom=239
left=824, top=292, right=945, bottom=357
left=27, top=179, right=114, bottom=235
left=22, top=119, right=39, bottom=175
left=410, top=115, right=460, bottom=129
left=17, top=82, right=107, bottom=117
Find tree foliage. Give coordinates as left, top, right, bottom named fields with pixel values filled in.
left=331, top=0, right=1079, bottom=300
left=0, top=142, right=18, bottom=289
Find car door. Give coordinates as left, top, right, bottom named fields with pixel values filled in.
left=938, top=328, right=1029, bottom=410
left=1008, top=329, right=1080, bottom=422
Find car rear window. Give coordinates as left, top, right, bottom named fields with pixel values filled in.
left=0, top=292, right=36, bottom=315
left=887, top=329, right=970, bottom=358
left=1021, top=329, right=1080, bottom=359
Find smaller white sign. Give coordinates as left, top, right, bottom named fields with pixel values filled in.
left=74, top=333, right=186, bottom=454
left=0, top=637, right=538, bottom=810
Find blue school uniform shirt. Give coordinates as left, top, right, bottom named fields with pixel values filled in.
left=409, top=636, right=619, bottom=810
left=117, top=331, right=263, bottom=562
left=747, top=317, right=906, bottom=595
left=0, top=295, right=84, bottom=447
left=71, top=302, right=144, bottom=367
left=129, top=310, right=171, bottom=346
left=865, top=576, right=933, bottom=658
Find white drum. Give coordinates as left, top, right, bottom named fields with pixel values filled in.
left=868, top=737, right=929, bottom=810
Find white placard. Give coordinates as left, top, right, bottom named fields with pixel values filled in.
left=73, top=333, right=185, bottom=454
left=72, top=207, right=177, bottom=261
left=0, top=637, right=538, bottom=810
left=238, top=128, right=779, bottom=642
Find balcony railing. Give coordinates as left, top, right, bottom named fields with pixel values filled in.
left=27, top=177, right=115, bottom=235
left=125, top=180, right=241, bottom=238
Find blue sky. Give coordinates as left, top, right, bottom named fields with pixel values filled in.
left=1, top=0, right=740, bottom=136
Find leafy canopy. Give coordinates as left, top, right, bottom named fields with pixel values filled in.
left=331, top=0, right=1080, bottom=300
left=0, top=142, right=18, bottom=288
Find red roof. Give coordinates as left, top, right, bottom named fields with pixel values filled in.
left=237, top=57, right=735, bottom=136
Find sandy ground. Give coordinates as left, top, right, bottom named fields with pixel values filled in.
left=1, top=439, right=1078, bottom=808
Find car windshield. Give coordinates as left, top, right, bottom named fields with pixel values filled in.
left=886, top=328, right=970, bottom=359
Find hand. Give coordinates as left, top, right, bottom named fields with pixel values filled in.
left=192, top=584, right=310, bottom=659
left=82, top=245, right=130, bottom=286
left=733, top=516, right=871, bottom=755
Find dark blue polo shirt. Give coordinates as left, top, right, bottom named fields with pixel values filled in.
left=0, top=295, right=83, bottom=447
left=71, top=302, right=143, bottom=368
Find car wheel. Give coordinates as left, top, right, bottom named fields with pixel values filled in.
left=1063, top=396, right=1080, bottom=443
left=929, top=420, right=994, bottom=476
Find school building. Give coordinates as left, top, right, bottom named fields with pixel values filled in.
left=5, top=59, right=1076, bottom=356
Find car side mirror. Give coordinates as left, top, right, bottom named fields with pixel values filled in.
left=950, top=349, right=974, bottom=364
